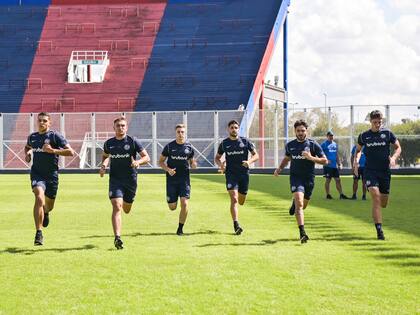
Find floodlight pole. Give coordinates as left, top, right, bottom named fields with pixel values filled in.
left=283, top=15, right=288, bottom=142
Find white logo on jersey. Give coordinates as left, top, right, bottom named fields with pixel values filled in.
left=226, top=150, right=244, bottom=156
left=239, top=142, right=245, bottom=148
left=291, top=155, right=306, bottom=160
left=110, top=153, right=130, bottom=159
left=226, top=145, right=231, bottom=148
left=366, top=141, right=386, bottom=147
left=380, top=133, right=386, bottom=139
left=171, top=155, right=188, bottom=160
left=124, top=144, right=130, bottom=150
left=33, top=148, right=44, bottom=153
left=184, top=148, right=190, bottom=154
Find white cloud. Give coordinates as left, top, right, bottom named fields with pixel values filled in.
left=267, top=0, right=420, bottom=108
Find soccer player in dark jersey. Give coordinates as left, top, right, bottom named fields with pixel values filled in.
left=99, top=117, right=150, bottom=249
left=353, top=110, right=401, bottom=240
left=274, top=120, right=328, bottom=243
left=215, top=120, right=259, bottom=235
left=320, top=131, right=349, bottom=199
left=159, top=124, right=197, bottom=236
left=351, top=144, right=367, bottom=200
left=24, top=112, right=75, bottom=246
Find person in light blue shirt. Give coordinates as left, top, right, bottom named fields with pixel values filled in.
left=351, top=144, right=367, bottom=200
left=320, top=131, right=349, bottom=200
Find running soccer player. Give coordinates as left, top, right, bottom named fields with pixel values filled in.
left=24, top=112, right=75, bottom=246
left=351, top=144, right=367, bottom=200
left=320, top=131, right=349, bottom=199
left=100, top=117, right=150, bottom=249
left=215, top=120, right=259, bottom=235
left=353, top=110, right=401, bottom=240
left=274, top=120, right=327, bottom=243
left=159, top=124, right=197, bottom=236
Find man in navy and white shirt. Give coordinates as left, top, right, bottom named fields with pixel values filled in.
left=215, top=119, right=259, bottom=235
left=353, top=110, right=401, bottom=240
left=159, top=124, right=197, bottom=236
left=100, top=117, right=150, bottom=249
left=274, top=119, right=328, bottom=243
left=321, top=131, right=349, bottom=199
left=25, top=112, right=74, bottom=246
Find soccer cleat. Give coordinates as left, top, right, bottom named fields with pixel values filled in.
left=234, top=225, right=243, bottom=235
left=42, top=212, right=49, bottom=227
left=340, top=194, right=349, bottom=200
left=176, top=229, right=184, bottom=236
left=326, top=194, right=333, bottom=199
left=114, top=237, right=124, bottom=250
left=300, top=234, right=309, bottom=244
left=362, top=195, right=367, bottom=200
left=351, top=195, right=357, bottom=200
left=289, top=200, right=295, bottom=216
left=377, top=230, right=385, bottom=240
left=34, top=231, right=43, bottom=246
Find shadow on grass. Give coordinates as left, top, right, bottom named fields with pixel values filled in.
left=82, top=230, right=223, bottom=239
left=0, top=244, right=96, bottom=255
left=193, top=174, right=420, bottom=274
left=196, top=238, right=296, bottom=248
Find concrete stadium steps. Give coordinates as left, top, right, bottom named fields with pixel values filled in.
left=19, top=2, right=166, bottom=113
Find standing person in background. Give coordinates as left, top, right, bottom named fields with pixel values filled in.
left=321, top=131, right=349, bottom=200
left=351, top=144, right=367, bottom=200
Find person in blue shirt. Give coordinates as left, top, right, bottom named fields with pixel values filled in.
left=320, top=131, right=349, bottom=199
left=159, top=124, right=197, bottom=236
left=274, top=120, right=328, bottom=243
left=351, top=144, right=367, bottom=200
left=353, top=110, right=401, bottom=240
left=99, top=117, right=150, bottom=249
left=24, top=112, right=75, bottom=246
left=215, top=120, right=259, bottom=235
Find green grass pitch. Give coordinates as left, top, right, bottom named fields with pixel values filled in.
left=0, top=174, right=419, bottom=314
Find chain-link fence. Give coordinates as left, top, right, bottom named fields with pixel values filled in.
left=1, top=105, right=419, bottom=169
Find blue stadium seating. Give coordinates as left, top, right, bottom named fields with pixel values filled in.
left=135, top=0, right=282, bottom=111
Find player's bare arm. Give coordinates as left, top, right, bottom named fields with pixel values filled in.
left=242, top=149, right=259, bottom=168
left=159, top=154, right=176, bottom=176
left=274, top=156, right=291, bottom=176
left=389, top=140, right=401, bottom=167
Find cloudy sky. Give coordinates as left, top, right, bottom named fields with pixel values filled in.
left=267, top=0, right=420, bottom=109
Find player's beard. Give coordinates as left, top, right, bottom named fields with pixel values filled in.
left=229, top=131, right=238, bottom=138
left=297, top=134, right=306, bottom=141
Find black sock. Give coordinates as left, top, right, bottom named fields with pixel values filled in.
left=375, top=223, right=382, bottom=231
left=178, top=223, right=184, bottom=231
left=233, top=220, right=239, bottom=229
left=298, top=225, right=305, bottom=235
left=36, top=230, right=42, bottom=234
left=115, top=235, right=120, bottom=240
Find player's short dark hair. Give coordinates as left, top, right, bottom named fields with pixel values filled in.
left=38, top=112, right=51, bottom=119
left=294, top=119, right=308, bottom=129
left=369, top=110, right=383, bottom=120
left=228, top=120, right=239, bottom=127
left=175, top=124, right=186, bottom=130
left=113, top=116, right=127, bottom=125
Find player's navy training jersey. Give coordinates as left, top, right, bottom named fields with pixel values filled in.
left=285, top=138, right=325, bottom=177
left=26, top=130, right=68, bottom=178
left=351, top=145, right=366, bottom=168
left=321, top=140, right=338, bottom=168
left=357, top=129, right=397, bottom=171
left=217, top=137, right=255, bottom=175
left=162, top=140, right=194, bottom=179
left=104, top=135, right=144, bottom=181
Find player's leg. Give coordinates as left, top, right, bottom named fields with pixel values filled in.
left=228, top=189, right=242, bottom=235
left=366, top=171, right=385, bottom=240
left=238, top=174, right=249, bottom=206
left=335, top=177, right=349, bottom=199
left=325, top=174, right=332, bottom=199
left=352, top=174, right=359, bottom=199
left=177, top=180, right=191, bottom=235
left=166, top=179, right=178, bottom=211
left=42, top=179, right=58, bottom=227
left=111, top=197, right=124, bottom=249
left=293, top=191, right=308, bottom=243
left=32, top=182, right=46, bottom=245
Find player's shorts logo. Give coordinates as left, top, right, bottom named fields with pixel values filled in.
left=366, top=180, right=371, bottom=186
left=381, top=134, right=386, bottom=139
left=109, top=191, right=113, bottom=197
left=44, top=139, right=50, bottom=144
left=124, top=144, right=130, bottom=151
left=32, top=180, right=37, bottom=186
left=227, top=183, right=232, bottom=189
left=166, top=196, right=170, bottom=202
left=291, top=186, right=296, bottom=191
